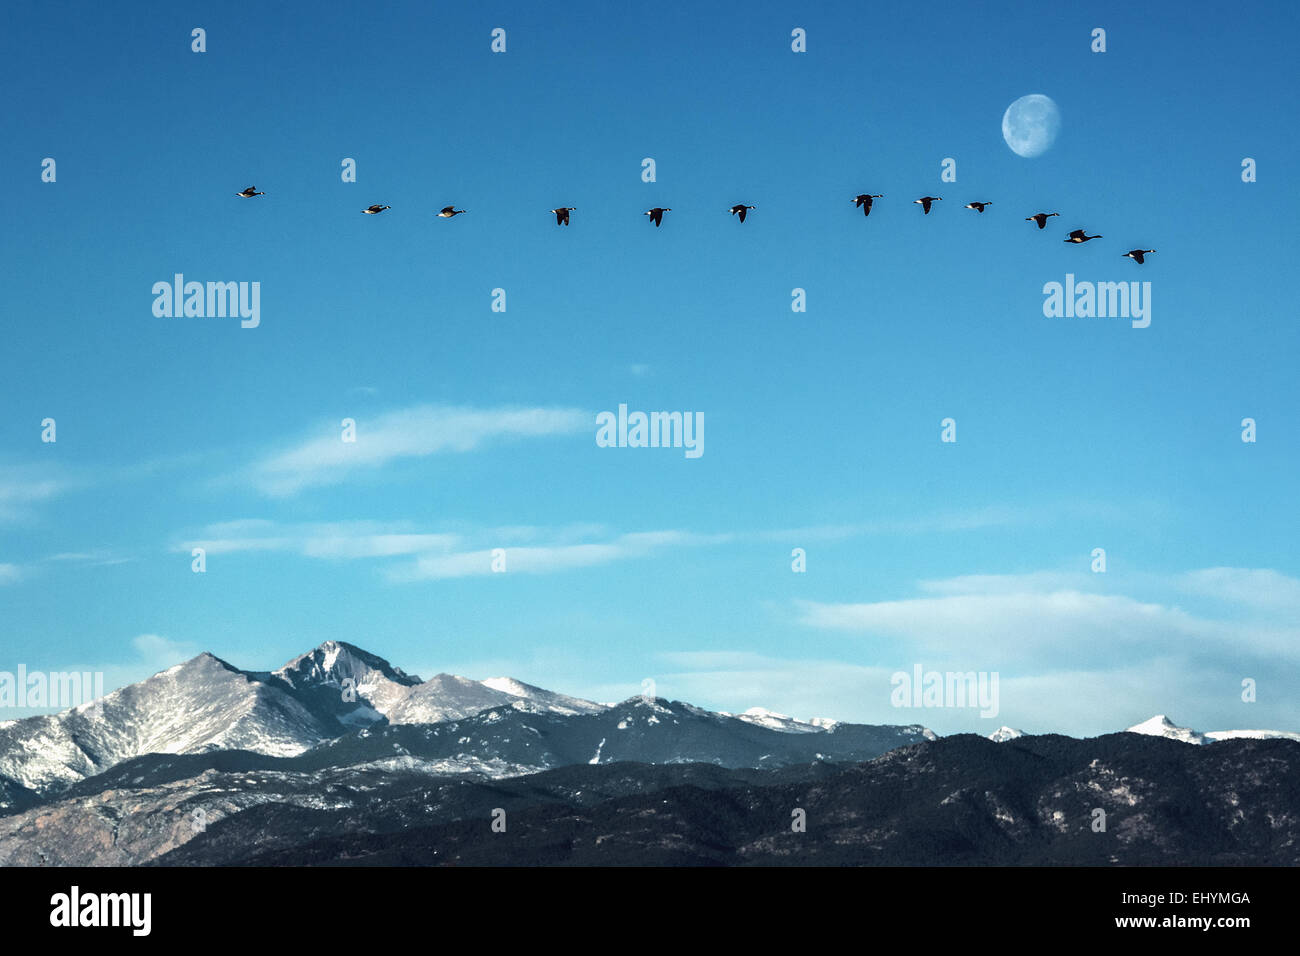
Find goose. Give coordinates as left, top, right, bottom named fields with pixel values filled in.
left=1123, top=249, right=1155, bottom=264
left=729, top=204, right=756, bottom=223
left=1064, top=229, right=1102, bottom=243
left=914, top=196, right=942, bottom=214
left=644, top=207, right=671, bottom=227
left=964, top=201, right=991, bottom=213
left=1026, top=212, right=1059, bottom=229
left=361, top=204, right=390, bottom=214
left=437, top=206, right=466, bottom=218
left=852, top=194, right=883, bottom=217
left=236, top=186, right=265, bottom=198
left=551, top=207, right=576, bottom=226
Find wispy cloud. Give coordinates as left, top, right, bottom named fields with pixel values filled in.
left=387, top=530, right=733, bottom=581
left=242, top=404, right=590, bottom=496
left=796, top=568, right=1300, bottom=664
left=130, top=633, right=199, bottom=667
left=0, top=465, right=74, bottom=522
left=169, top=508, right=1054, bottom=582
left=1179, top=567, right=1300, bottom=611
left=174, top=518, right=736, bottom=580
left=177, top=519, right=461, bottom=558
left=760, top=506, right=1039, bottom=542
left=44, top=549, right=131, bottom=567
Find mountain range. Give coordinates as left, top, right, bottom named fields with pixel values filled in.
left=0, top=641, right=1295, bottom=866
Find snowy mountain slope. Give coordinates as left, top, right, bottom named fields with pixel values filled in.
left=14, top=636, right=1296, bottom=818
left=1124, top=714, right=1300, bottom=745
left=1126, top=715, right=1208, bottom=744
left=480, top=677, right=607, bottom=716
left=272, top=640, right=420, bottom=723
left=270, top=641, right=607, bottom=725
left=988, top=726, right=1026, bottom=742
left=0, top=653, right=340, bottom=794
left=384, top=673, right=522, bottom=724
left=723, top=707, right=840, bottom=734
left=0, top=641, right=609, bottom=802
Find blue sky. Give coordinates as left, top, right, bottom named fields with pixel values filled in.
left=2, top=0, right=1298, bottom=735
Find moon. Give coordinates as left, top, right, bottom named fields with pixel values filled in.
left=1002, top=94, right=1061, bottom=158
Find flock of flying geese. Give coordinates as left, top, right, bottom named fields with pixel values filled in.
left=234, top=186, right=1155, bottom=264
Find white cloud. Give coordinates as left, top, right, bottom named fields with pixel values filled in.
left=131, top=633, right=199, bottom=667
left=798, top=588, right=1298, bottom=662
left=761, top=507, right=1035, bottom=542
left=916, top=570, right=1099, bottom=595
left=178, top=519, right=461, bottom=558
left=388, top=530, right=732, bottom=582
left=174, top=520, right=733, bottom=580
left=245, top=404, right=590, bottom=496
left=0, top=466, right=73, bottom=522
left=1179, top=567, right=1300, bottom=611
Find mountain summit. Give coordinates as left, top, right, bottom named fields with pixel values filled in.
left=1125, top=714, right=1300, bottom=745
left=0, top=641, right=611, bottom=798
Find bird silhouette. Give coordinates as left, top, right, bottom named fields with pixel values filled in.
left=729, top=204, right=756, bottom=223
left=964, top=202, right=991, bottom=213
left=551, top=207, right=576, bottom=225
left=236, top=186, right=265, bottom=198
left=1026, top=212, right=1059, bottom=229
left=437, top=206, right=466, bottom=218
left=853, top=194, right=883, bottom=217
left=1123, top=249, right=1155, bottom=264
left=361, top=204, right=390, bottom=214
left=1064, top=229, right=1102, bottom=243
left=644, top=207, right=671, bottom=227
left=914, top=196, right=942, bottom=214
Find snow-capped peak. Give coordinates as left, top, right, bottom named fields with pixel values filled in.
left=730, top=707, right=834, bottom=735
left=988, top=726, right=1025, bottom=742
left=272, top=640, right=420, bottom=690
left=1126, top=715, right=1208, bottom=745
left=481, top=677, right=606, bottom=716
left=1125, top=714, right=1300, bottom=746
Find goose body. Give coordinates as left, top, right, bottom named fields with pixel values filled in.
left=1026, top=212, right=1059, bottom=229
left=1123, top=249, right=1155, bottom=264
left=361, top=204, right=390, bottom=214
left=644, top=207, right=671, bottom=226
left=236, top=186, right=265, bottom=198
left=1064, top=229, right=1102, bottom=243
left=438, top=206, right=466, bottom=218
left=729, top=204, right=755, bottom=223
left=914, top=196, right=942, bottom=214
left=551, top=207, right=576, bottom=225
left=964, top=201, right=991, bottom=212
left=852, top=194, right=883, bottom=217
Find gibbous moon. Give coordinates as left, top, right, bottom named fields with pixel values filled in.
left=1002, top=94, right=1061, bottom=158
